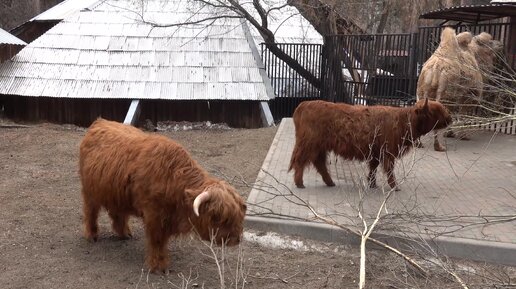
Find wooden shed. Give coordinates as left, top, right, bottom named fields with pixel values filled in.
left=0, top=0, right=277, bottom=128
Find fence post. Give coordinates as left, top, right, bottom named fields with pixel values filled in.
left=321, top=35, right=353, bottom=104
left=320, top=37, right=328, bottom=101
left=408, top=32, right=419, bottom=103
left=320, top=42, right=326, bottom=99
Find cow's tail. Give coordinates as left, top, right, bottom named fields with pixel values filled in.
left=288, top=104, right=304, bottom=172
left=288, top=144, right=299, bottom=172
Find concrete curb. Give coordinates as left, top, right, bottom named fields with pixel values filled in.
left=245, top=215, right=516, bottom=266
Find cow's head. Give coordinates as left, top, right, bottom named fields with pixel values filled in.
left=190, top=181, right=246, bottom=246
left=414, top=98, right=453, bottom=135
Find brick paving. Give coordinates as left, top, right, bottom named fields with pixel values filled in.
left=248, top=118, right=516, bottom=244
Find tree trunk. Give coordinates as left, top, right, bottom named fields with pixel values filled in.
left=376, top=0, right=391, bottom=34
left=290, top=0, right=364, bottom=35
left=290, top=0, right=368, bottom=103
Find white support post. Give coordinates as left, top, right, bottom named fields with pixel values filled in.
left=260, top=101, right=274, bottom=127
left=123, top=99, right=141, bottom=125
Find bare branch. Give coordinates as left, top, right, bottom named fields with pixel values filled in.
left=252, top=0, right=268, bottom=30
left=250, top=168, right=429, bottom=278
left=145, top=15, right=243, bottom=28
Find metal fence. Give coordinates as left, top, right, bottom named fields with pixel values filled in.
left=260, top=43, right=322, bottom=119
left=322, top=33, right=418, bottom=107
left=261, top=22, right=514, bottom=122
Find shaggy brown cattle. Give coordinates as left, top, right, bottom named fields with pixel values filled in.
left=289, top=99, right=452, bottom=191
left=79, top=119, right=246, bottom=272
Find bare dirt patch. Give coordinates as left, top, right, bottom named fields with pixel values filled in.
left=0, top=120, right=514, bottom=288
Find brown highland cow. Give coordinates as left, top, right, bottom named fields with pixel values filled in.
left=79, top=119, right=246, bottom=272
left=289, top=99, right=452, bottom=191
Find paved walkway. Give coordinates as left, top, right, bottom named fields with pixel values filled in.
left=248, top=118, right=516, bottom=262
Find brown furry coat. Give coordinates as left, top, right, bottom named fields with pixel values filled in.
left=79, top=119, right=246, bottom=272
left=289, top=99, right=451, bottom=190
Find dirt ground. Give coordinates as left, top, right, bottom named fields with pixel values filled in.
left=1, top=119, right=515, bottom=289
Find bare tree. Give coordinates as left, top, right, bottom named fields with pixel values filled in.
left=327, top=0, right=491, bottom=34
left=374, top=0, right=391, bottom=34
left=288, top=0, right=366, bottom=102
left=128, top=0, right=377, bottom=103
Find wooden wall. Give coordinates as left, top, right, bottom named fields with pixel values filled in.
left=139, top=99, right=263, bottom=128
left=1, top=96, right=130, bottom=126
left=11, top=21, right=57, bottom=44
left=0, top=44, right=24, bottom=63
left=1, top=96, right=265, bottom=128
left=1, top=0, right=64, bottom=31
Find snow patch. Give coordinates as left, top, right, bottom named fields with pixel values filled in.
left=156, top=121, right=232, bottom=131
left=244, top=231, right=325, bottom=252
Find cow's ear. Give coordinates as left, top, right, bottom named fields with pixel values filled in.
left=185, top=189, right=196, bottom=197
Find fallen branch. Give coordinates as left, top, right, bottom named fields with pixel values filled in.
left=257, top=170, right=429, bottom=278
left=308, top=201, right=428, bottom=278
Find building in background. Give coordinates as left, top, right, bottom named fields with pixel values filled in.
left=0, top=28, right=27, bottom=63
left=0, top=0, right=280, bottom=127
left=0, top=0, right=64, bottom=31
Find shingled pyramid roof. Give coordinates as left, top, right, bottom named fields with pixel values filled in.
left=0, top=0, right=280, bottom=100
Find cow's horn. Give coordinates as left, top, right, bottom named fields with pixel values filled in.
left=421, top=98, right=429, bottom=112
left=193, top=191, right=211, bottom=217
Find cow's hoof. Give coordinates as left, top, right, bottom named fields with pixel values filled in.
left=295, top=183, right=305, bottom=189
left=150, top=268, right=169, bottom=275
left=118, top=234, right=132, bottom=240
left=113, top=226, right=132, bottom=239
left=325, top=181, right=336, bottom=187
left=434, top=144, right=446, bottom=152
left=86, top=237, right=98, bottom=243
left=85, top=233, right=98, bottom=243
left=148, top=261, right=169, bottom=274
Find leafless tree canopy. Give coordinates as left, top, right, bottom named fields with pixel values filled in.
left=132, top=0, right=498, bottom=102
left=324, top=0, right=492, bottom=34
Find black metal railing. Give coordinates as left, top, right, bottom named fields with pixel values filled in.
left=261, top=43, right=322, bottom=119
left=322, top=33, right=418, bottom=107
left=261, top=22, right=514, bottom=121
